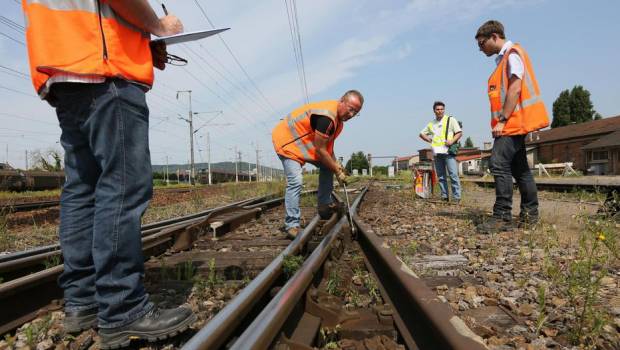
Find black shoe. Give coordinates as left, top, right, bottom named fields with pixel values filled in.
left=476, top=217, right=514, bottom=234
left=64, top=307, right=98, bottom=333
left=99, top=306, right=196, bottom=349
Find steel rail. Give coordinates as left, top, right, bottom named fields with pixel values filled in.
left=227, top=186, right=367, bottom=350
left=0, top=200, right=60, bottom=212
left=181, top=215, right=326, bottom=350
left=0, top=195, right=271, bottom=277
left=0, top=193, right=296, bottom=335
left=354, top=216, right=487, bottom=350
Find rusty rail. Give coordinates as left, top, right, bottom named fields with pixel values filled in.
left=181, top=214, right=329, bottom=350
left=0, top=194, right=272, bottom=280
left=0, top=193, right=292, bottom=336
left=226, top=186, right=368, bottom=350
left=354, top=216, right=487, bottom=350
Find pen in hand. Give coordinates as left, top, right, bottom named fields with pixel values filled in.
left=162, top=3, right=168, bottom=15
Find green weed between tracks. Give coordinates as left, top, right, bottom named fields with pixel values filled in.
left=536, top=208, right=619, bottom=347
left=282, top=254, right=304, bottom=278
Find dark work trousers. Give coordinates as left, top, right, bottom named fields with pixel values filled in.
left=50, top=80, right=154, bottom=329
left=489, top=135, right=539, bottom=221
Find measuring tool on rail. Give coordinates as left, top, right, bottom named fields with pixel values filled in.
left=342, top=182, right=357, bottom=238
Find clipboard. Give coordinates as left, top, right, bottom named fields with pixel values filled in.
left=151, top=28, right=230, bottom=45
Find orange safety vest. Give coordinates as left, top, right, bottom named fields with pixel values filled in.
left=23, top=0, right=153, bottom=95
left=272, top=100, right=343, bottom=165
left=488, top=43, right=549, bottom=135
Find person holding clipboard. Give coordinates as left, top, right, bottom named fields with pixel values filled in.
left=22, top=1, right=195, bottom=348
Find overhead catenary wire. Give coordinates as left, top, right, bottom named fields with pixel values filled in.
left=180, top=67, right=270, bottom=135
left=0, top=64, right=30, bottom=80
left=178, top=44, right=272, bottom=129
left=0, top=83, right=36, bottom=98
left=196, top=43, right=274, bottom=116
left=284, top=0, right=310, bottom=104
left=0, top=30, right=25, bottom=46
left=181, top=43, right=274, bottom=118
left=192, top=0, right=278, bottom=115
left=0, top=16, right=25, bottom=34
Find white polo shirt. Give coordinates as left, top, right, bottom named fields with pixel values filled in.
left=495, top=40, right=524, bottom=79
left=420, top=115, right=462, bottom=155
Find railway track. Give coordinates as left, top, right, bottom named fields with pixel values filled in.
left=181, top=185, right=485, bottom=350
left=0, top=186, right=195, bottom=214
left=0, top=193, right=292, bottom=336
left=2, top=184, right=489, bottom=349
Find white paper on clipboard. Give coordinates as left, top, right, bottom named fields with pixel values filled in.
left=151, top=28, right=229, bottom=45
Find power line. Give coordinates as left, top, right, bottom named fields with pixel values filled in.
left=181, top=43, right=274, bottom=117
left=291, top=0, right=309, bottom=103
left=0, top=64, right=29, bottom=80
left=0, top=16, right=25, bottom=34
left=0, top=112, right=58, bottom=126
left=0, top=83, right=36, bottom=98
left=0, top=30, right=25, bottom=45
left=192, top=0, right=277, bottom=115
left=178, top=45, right=271, bottom=127
left=284, top=0, right=309, bottom=104
left=196, top=42, right=274, bottom=114
left=181, top=67, right=270, bottom=134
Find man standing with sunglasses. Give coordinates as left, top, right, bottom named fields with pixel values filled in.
left=475, top=20, right=549, bottom=233
left=23, top=1, right=196, bottom=348
left=272, top=90, right=364, bottom=239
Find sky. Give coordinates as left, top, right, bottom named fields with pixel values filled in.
left=1, top=0, right=619, bottom=170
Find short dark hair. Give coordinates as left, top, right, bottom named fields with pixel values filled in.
left=342, top=90, right=364, bottom=105
left=475, top=20, right=506, bottom=39
left=433, top=101, right=445, bottom=110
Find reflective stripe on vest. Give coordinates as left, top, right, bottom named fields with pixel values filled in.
left=23, top=0, right=153, bottom=95
left=272, top=101, right=342, bottom=165
left=487, top=43, right=549, bottom=135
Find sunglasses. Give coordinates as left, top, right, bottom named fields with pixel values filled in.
left=477, top=37, right=489, bottom=48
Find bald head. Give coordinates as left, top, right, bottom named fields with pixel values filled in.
left=337, top=90, right=364, bottom=121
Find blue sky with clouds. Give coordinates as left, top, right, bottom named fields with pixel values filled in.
left=1, top=0, right=619, bottom=169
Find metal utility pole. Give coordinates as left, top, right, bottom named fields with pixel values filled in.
left=207, top=133, right=212, bottom=185
left=368, top=153, right=372, bottom=177
left=255, top=142, right=261, bottom=182
left=234, top=146, right=239, bottom=183
left=247, top=158, right=252, bottom=183
left=176, top=90, right=195, bottom=185
left=165, top=155, right=169, bottom=185
left=25, top=150, right=28, bottom=170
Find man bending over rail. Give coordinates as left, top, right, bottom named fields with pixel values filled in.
left=272, top=90, right=364, bottom=239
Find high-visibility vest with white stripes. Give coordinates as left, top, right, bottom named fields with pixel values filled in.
left=488, top=43, right=549, bottom=135
left=23, top=0, right=154, bottom=95
left=272, top=100, right=343, bottom=165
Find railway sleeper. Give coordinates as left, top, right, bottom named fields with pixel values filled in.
left=273, top=240, right=404, bottom=350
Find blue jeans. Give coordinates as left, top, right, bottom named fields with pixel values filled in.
left=51, top=80, right=153, bottom=329
left=434, top=153, right=461, bottom=200
left=279, top=155, right=333, bottom=229
left=489, top=135, right=538, bottom=220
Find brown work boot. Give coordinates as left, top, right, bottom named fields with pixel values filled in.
left=476, top=217, right=514, bottom=234
left=285, top=226, right=300, bottom=240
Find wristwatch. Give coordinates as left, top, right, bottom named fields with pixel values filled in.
left=498, top=113, right=508, bottom=123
